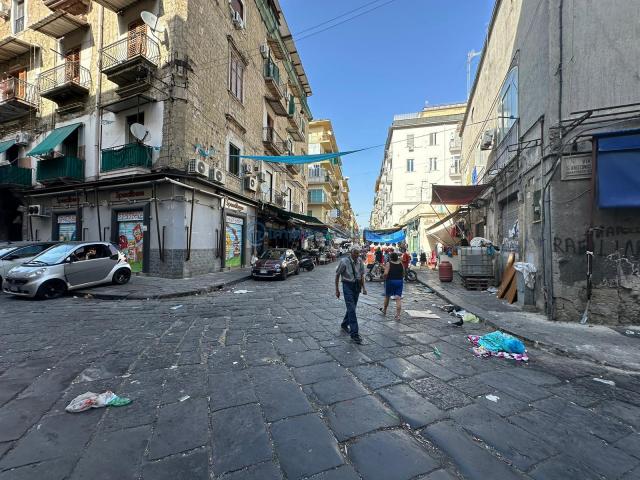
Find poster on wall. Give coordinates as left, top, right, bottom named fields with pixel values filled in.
left=225, top=216, right=244, bottom=268
left=57, top=215, right=77, bottom=241
left=117, top=211, right=144, bottom=273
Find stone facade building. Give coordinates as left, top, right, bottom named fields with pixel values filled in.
left=460, top=0, right=640, bottom=324
left=0, top=0, right=313, bottom=277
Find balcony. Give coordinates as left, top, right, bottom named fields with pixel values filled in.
left=101, top=33, right=159, bottom=88
left=263, top=59, right=287, bottom=116
left=262, top=127, right=285, bottom=156
left=43, top=0, right=91, bottom=15
left=286, top=97, right=305, bottom=141
left=308, top=172, right=330, bottom=184
left=36, top=156, right=84, bottom=184
left=101, top=143, right=152, bottom=172
left=449, top=136, right=462, bottom=153
left=38, top=62, right=90, bottom=105
left=91, top=0, right=139, bottom=13
left=0, top=165, right=31, bottom=187
left=0, top=78, right=39, bottom=123
left=308, top=189, right=330, bottom=205
left=30, top=11, right=88, bottom=39
left=449, top=164, right=462, bottom=178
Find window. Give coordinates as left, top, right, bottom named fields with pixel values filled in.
left=429, top=157, right=438, bottom=171
left=127, top=20, right=147, bottom=59
left=126, top=112, right=144, bottom=144
left=265, top=170, right=273, bottom=203
left=428, top=133, right=437, bottom=146
left=286, top=187, right=292, bottom=211
left=228, top=143, right=240, bottom=176
left=230, top=0, right=244, bottom=19
left=451, top=155, right=460, bottom=174
left=13, top=0, right=24, bottom=33
left=497, top=67, right=518, bottom=143
left=71, top=244, right=110, bottom=262
left=229, top=49, right=244, bottom=101
left=421, top=180, right=430, bottom=201
left=406, top=158, right=414, bottom=172
left=406, top=134, right=414, bottom=151
left=308, top=189, right=326, bottom=203
left=532, top=189, right=542, bottom=222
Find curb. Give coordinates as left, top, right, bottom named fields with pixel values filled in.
left=77, top=275, right=252, bottom=300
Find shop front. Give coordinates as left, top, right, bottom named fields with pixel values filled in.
left=112, top=207, right=150, bottom=273
left=53, top=212, right=81, bottom=241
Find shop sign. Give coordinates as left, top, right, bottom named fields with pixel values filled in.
left=561, top=155, right=592, bottom=181
left=111, top=189, right=152, bottom=201
left=226, top=199, right=247, bottom=213
left=53, top=195, right=79, bottom=206
left=117, top=211, right=144, bottom=222
left=57, top=214, right=76, bottom=224
left=226, top=215, right=244, bottom=225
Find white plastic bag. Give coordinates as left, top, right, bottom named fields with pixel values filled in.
left=65, top=391, right=131, bottom=413
left=513, top=262, right=537, bottom=289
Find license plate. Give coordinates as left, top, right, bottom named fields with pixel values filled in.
left=9, top=286, right=18, bottom=292
left=260, top=269, right=267, bottom=274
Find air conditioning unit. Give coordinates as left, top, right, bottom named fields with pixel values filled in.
left=232, top=10, right=244, bottom=28
left=210, top=167, right=225, bottom=185
left=242, top=163, right=252, bottom=175
left=28, top=205, right=42, bottom=216
left=260, top=43, right=270, bottom=58
left=480, top=129, right=495, bottom=150
left=244, top=176, right=257, bottom=192
left=257, top=171, right=266, bottom=182
left=187, top=158, right=210, bottom=177
left=0, top=3, right=9, bottom=19
left=15, top=132, right=30, bottom=145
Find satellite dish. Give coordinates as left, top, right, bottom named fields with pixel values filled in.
left=141, top=11, right=163, bottom=32
left=130, top=123, right=149, bottom=143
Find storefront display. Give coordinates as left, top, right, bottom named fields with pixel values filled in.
left=225, top=215, right=244, bottom=268
left=57, top=214, right=77, bottom=241
left=117, top=211, right=144, bottom=273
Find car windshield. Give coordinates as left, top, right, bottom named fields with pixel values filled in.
left=260, top=250, right=285, bottom=260
left=0, top=247, right=17, bottom=258
left=26, top=244, right=77, bottom=266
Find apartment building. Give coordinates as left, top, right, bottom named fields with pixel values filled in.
left=0, top=0, right=312, bottom=277
left=369, top=103, right=466, bottom=239
left=460, top=0, right=640, bottom=323
left=307, top=119, right=357, bottom=240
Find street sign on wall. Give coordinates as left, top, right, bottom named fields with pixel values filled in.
left=561, top=154, right=591, bottom=181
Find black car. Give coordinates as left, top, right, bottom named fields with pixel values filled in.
left=252, top=248, right=300, bottom=280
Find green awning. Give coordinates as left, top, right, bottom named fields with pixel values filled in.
left=28, top=123, right=82, bottom=156
left=0, top=139, right=16, bottom=154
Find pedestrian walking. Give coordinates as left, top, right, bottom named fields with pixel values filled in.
left=375, top=247, right=383, bottom=264
left=401, top=249, right=411, bottom=270
left=380, top=252, right=404, bottom=320
left=366, top=247, right=375, bottom=272
left=335, top=246, right=367, bottom=344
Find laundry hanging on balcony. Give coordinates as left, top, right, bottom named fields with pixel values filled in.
left=28, top=123, right=82, bottom=156
left=238, top=150, right=363, bottom=165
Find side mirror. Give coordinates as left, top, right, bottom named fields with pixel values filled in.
left=110, top=254, right=119, bottom=260
left=65, top=257, right=73, bottom=263
left=5, top=254, right=19, bottom=261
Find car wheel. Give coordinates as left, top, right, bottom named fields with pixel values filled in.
left=294, top=266, right=300, bottom=275
left=36, top=280, right=67, bottom=300
left=406, top=270, right=417, bottom=282
left=279, top=269, right=287, bottom=281
left=112, top=268, right=131, bottom=285
left=365, top=273, right=373, bottom=282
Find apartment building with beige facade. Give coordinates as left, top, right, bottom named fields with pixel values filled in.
left=0, top=0, right=314, bottom=277
left=307, top=119, right=357, bottom=240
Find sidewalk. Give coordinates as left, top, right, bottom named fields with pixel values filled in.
left=416, top=268, right=640, bottom=373
left=75, top=268, right=252, bottom=300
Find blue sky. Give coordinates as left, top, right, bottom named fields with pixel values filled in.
left=280, top=0, right=494, bottom=228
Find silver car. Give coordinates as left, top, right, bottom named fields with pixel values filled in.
left=0, top=242, right=57, bottom=285
left=2, top=241, right=132, bottom=299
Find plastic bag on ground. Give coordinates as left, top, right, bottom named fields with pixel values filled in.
left=463, top=313, right=480, bottom=323
left=477, top=331, right=525, bottom=354
left=513, top=262, right=537, bottom=289
left=65, top=391, right=132, bottom=413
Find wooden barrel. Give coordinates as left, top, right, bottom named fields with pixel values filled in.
left=439, top=261, right=453, bottom=282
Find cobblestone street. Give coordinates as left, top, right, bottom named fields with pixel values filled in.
left=0, top=265, right=639, bottom=480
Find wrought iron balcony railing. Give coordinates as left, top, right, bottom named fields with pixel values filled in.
left=101, top=33, right=160, bottom=72
left=101, top=143, right=153, bottom=172
left=0, top=77, right=38, bottom=106
left=38, top=62, right=91, bottom=93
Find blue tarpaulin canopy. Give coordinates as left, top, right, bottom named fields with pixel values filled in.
left=363, top=228, right=406, bottom=244
left=238, top=150, right=362, bottom=165
left=597, top=131, right=640, bottom=208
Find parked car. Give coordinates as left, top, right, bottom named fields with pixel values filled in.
left=2, top=241, right=132, bottom=299
left=252, top=248, right=299, bottom=280
left=0, top=242, right=57, bottom=285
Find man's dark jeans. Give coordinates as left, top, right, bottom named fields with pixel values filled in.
left=340, top=280, right=360, bottom=336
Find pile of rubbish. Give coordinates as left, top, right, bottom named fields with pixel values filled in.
left=467, top=331, right=528, bottom=361
left=439, top=304, right=480, bottom=326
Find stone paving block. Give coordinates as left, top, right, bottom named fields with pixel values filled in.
left=147, top=398, right=209, bottom=460
left=475, top=371, right=552, bottom=402
left=387, top=345, right=423, bottom=357
left=161, top=365, right=208, bottom=404
left=0, top=458, right=76, bottom=480
left=0, top=395, right=56, bottom=442
left=410, top=376, right=472, bottom=410
left=176, top=350, right=202, bottom=365
left=141, top=449, right=209, bottom=480
left=307, top=465, right=361, bottom=480
left=596, top=400, right=640, bottom=429
left=326, top=395, right=400, bottom=441
left=325, top=346, right=372, bottom=367
left=532, top=396, right=632, bottom=442
left=376, top=383, right=445, bottom=428
left=208, top=371, right=257, bottom=411
left=349, top=364, right=402, bottom=390
left=271, top=413, right=344, bottom=479
left=211, top=403, right=272, bottom=475
left=247, top=364, right=293, bottom=385
left=474, top=390, right=527, bottom=417
left=622, top=466, right=640, bottom=480
left=0, top=379, right=30, bottom=407
left=70, top=425, right=151, bottom=480
left=382, top=357, right=428, bottom=380
left=355, top=345, right=396, bottom=362
left=529, top=456, right=604, bottom=480
left=506, top=366, right=562, bottom=386
left=417, top=469, right=458, bottom=480
left=547, top=381, right=604, bottom=407
left=422, top=421, right=525, bottom=480
left=311, top=376, right=369, bottom=405
left=405, top=355, right=460, bottom=381
left=284, top=350, right=333, bottom=368
left=218, top=461, right=283, bottom=480
left=367, top=334, right=399, bottom=348
left=448, top=376, right=493, bottom=397
left=0, top=411, right=101, bottom=470
left=274, top=337, right=311, bottom=355
left=406, top=332, right=439, bottom=345
left=450, top=404, right=557, bottom=470
left=616, top=433, right=640, bottom=460
left=254, top=379, right=314, bottom=422
left=208, top=346, right=246, bottom=373
left=292, top=362, right=349, bottom=385
left=240, top=344, right=280, bottom=366
left=348, top=429, right=439, bottom=480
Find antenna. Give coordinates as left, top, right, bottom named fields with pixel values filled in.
left=141, top=11, right=163, bottom=33
left=130, top=123, right=149, bottom=143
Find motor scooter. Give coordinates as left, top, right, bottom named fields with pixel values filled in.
left=299, top=255, right=315, bottom=271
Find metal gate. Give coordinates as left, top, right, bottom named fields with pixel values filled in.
left=500, top=195, right=520, bottom=253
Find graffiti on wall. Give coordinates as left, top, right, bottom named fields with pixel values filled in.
left=553, top=225, right=640, bottom=257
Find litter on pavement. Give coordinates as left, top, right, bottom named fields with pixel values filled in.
left=170, top=305, right=183, bottom=310
left=440, top=304, right=456, bottom=313
left=405, top=310, right=440, bottom=319
left=433, top=347, right=442, bottom=359
left=234, top=290, right=253, bottom=294
left=593, top=378, right=616, bottom=387
left=65, top=391, right=132, bottom=413
left=485, top=286, right=498, bottom=294
left=485, top=394, right=500, bottom=402
left=463, top=313, right=480, bottom=323
left=467, top=331, right=528, bottom=362
left=179, top=395, right=191, bottom=402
